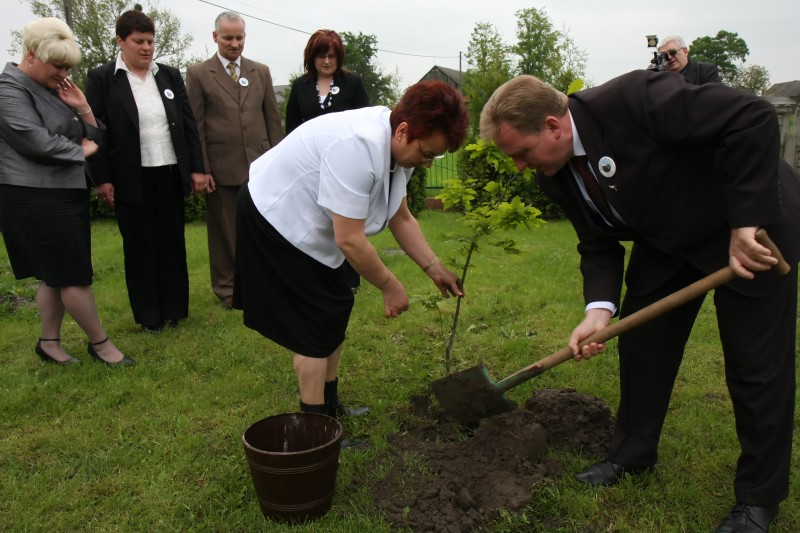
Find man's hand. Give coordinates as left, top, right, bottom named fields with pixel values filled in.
left=568, top=308, right=612, bottom=360
left=729, top=226, right=778, bottom=279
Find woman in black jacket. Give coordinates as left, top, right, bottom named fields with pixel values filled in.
left=284, top=29, right=369, bottom=135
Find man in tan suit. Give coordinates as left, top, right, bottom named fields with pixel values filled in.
left=186, top=11, right=283, bottom=308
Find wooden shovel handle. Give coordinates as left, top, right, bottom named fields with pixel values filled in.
left=496, top=228, right=790, bottom=393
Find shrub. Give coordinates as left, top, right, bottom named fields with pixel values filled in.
left=456, top=139, right=564, bottom=220
left=406, top=165, right=427, bottom=217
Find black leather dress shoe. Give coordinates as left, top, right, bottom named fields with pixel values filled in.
left=35, top=339, right=80, bottom=365
left=329, top=403, right=370, bottom=418
left=714, top=503, right=778, bottom=533
left=87, top=337, right=136, bottom=367
left=575, top=460, right=653, bottom=486
left=141, top=323, right=163, bottom=334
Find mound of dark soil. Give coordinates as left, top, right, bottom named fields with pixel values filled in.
left=371, top=388, right=614, bottom=532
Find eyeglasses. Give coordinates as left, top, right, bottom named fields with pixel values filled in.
left=417, top=139, right=446, bottom=162
left=665, top=49, right=684, bottom=57
left=316, top=53, right=337, bottom=61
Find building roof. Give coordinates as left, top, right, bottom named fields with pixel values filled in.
left=764, top=80, right=800, bottom=101
left=418, top=65, right=462, bottom=90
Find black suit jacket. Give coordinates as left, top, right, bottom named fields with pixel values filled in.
left=538, top=70, right=800, bottom=306
left=85, top=61, right=204, bottom=204
left=682, top=60, right=720, bottom=85
left=284, top=71, right=369, bottom=135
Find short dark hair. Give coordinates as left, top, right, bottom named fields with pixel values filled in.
left=303, top=29, right=345, bottom=79
left=116, top=10, right=155, bottom=41
left=390, top=81, right=469, bottom=152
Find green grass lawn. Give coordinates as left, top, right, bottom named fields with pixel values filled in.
left=0, top=212, right=798, bottom=532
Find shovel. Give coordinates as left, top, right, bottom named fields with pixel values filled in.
left=431, top=229, right=791, bottom=424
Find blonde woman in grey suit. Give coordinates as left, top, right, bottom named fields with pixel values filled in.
left=0, top=18, right=133, bottom=367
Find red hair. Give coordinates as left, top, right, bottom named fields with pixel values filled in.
left=390, top=81, right=469, bottom=151
left=303, top=29, right=345, bottom=79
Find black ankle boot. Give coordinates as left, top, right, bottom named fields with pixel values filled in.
left=300, top=401, right=367, bottom=449
left=324, top=377, right=370, bottom=418
left=299, top=401, right=329, bottom=415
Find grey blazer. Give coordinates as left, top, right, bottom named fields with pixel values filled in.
left=0, top=62, right=104, bottom=189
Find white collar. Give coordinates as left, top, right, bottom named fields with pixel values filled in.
left=569, top=109, right=586, bottom=157
left=114, top=53, right=158, bottom=76
left=217, top=53, right=241, bottom=70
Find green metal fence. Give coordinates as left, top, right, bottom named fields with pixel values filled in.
left=426, top=151, right=458, bottom=192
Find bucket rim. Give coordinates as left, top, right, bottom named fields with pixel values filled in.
left=242, top=412, right=343, bottom=456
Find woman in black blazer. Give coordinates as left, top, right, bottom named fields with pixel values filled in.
left=86, top=10, right=206, bottom=333
left=285, top=30, right=370, bottom=291
left=284, top=29, right=370, bottom=135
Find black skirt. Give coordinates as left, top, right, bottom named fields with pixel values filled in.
left=233, top=186, right=354, bottom=358
left=0, top=184, right=92, bottom=287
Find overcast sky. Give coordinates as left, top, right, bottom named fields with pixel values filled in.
left=2, top=0, right=799, bottom=89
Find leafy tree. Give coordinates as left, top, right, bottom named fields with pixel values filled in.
left=689, top=30, right=749, bottom=85
left=553, top=26, right=589, bottom=91
left=513, top=7, right=561, bottom=85
left=513, top=8, right=587, bottom=93
left=340, top=31, right=400, bottom=107
left=734, top=64, right=770, bottom=95
left=462, top=22, right=514, bottom=136
left=9, top=0, right=199, bottom=89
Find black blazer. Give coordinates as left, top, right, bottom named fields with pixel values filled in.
left=284, top=70, right=369, bottom=135
left=683, top=60, right=720, bottom=85
left=538, top=70, right=800, bottom=305
left=85, top=61, right=204, bottom=204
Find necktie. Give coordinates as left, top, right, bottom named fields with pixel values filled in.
left=227, top=61, right=239, bottom=82
left=572, top=155, right=617, bottom=226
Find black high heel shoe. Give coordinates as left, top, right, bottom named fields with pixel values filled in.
left=87, top=337, right=136, bottom=367
left=35, top=338, right=80, bottom=365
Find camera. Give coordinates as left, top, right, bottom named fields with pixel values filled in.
left=645, top=34, right=669, bottom=72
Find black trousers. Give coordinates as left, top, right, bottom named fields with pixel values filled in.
left=115, top=165, right=189, bottom=326
left=608, top=259, right=796, bottom=506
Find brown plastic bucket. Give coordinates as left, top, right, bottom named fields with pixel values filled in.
left=242, top=412, right=343, bottom=523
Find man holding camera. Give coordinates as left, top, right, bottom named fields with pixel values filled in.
left=657, top=34, right=720, bottom=85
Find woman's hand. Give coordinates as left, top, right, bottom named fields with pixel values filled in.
left=568, top=308, right=612, bottom=361
left=56, top=77, right=89, bottom=112
left=425, top=260, right=463, bottom=298
left=95, top=183, right=115, bottom=208
left=81, top=138, right=98, bottom=158
left=191, top=172, right=208, bottom=194
left=381, top=273, right=409, bottom=318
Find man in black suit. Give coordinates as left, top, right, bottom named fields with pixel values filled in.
left=480, top=72, right=798, bottom=532
left=658, top=34, right=720, bottom=85
left=86, top=10, right=206, bottom=332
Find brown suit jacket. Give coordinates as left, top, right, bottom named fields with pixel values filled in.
left=186, top=55, right=283, bottom=186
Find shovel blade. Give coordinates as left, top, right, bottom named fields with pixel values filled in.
left=431, top=363, right=517, bottom=424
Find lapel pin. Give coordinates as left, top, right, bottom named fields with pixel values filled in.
left=163, top=88, right=174, bottom=99
left=239, top=77, right=249, bottom=87
left=598, top=156, right=616, bottom=178
left=330, top=85, right=340, bottom=95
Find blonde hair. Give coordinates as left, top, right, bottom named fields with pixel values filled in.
left=21, top=17, right=81, bottom=67
left=480, top=75, right=568, bottom=141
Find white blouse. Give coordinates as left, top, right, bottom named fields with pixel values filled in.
left=115, top=55, right=177, bottom=167
left=248, top=106, right=411, bottom=268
